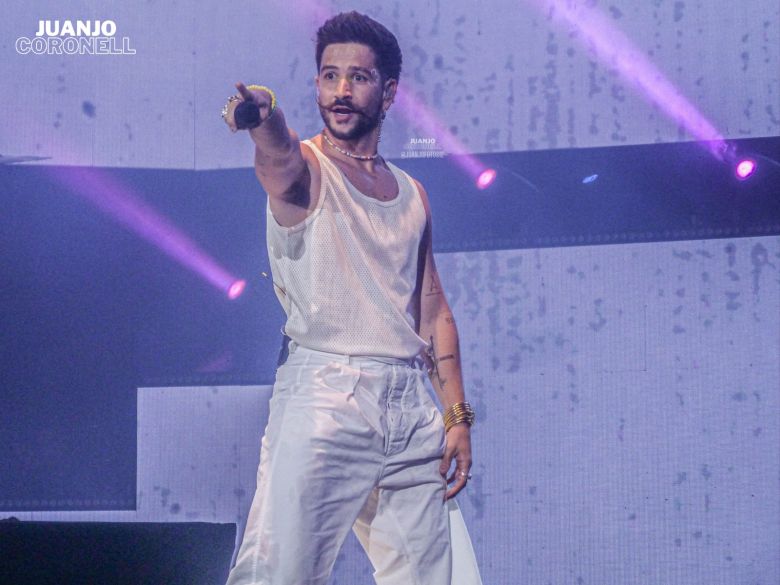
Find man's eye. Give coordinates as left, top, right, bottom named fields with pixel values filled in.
left=354, top=74, right=366, bottom=81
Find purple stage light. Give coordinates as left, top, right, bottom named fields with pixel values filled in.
left=395, top=86, right=495, bottom=188
left=735, top=159, right=756, bottom=180
left=476, top=169, right=497, bottom=190
left=227, top=279, right=247, bottom=300
left=527, top=0, right=728, bottom=160
left=48, top=166, right=244, bottom=298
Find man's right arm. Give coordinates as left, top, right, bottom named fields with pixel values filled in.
left=227, top=83, right=317, bottom=225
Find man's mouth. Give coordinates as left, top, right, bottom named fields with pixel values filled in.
left=332, top=107, right=355, bottom=122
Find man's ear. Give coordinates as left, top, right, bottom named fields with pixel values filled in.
left=383, top=78, right=397, bottom=101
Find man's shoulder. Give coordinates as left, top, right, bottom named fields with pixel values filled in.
left=406, top=174, right=430, bottom=218
left=299, top=137, right=318, bottom=158
left=298, top=138, right=323, bottom=177
left=387, top=161, right=428, bottom=203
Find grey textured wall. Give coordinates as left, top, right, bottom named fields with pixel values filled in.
left=1, top=0, right=778, bottom=168
left=437, top=236, right=779, bottom=584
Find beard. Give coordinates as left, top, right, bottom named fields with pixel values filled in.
left=318, top=98, right=383, bottom=141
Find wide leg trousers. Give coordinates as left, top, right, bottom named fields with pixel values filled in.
left=225, top=338, right=482, bottom=585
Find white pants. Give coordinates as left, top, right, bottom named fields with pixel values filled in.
left=226, top=339, right=482, bottom=585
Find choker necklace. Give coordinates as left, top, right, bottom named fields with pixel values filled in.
left=322, top=131, right=378, bottom=161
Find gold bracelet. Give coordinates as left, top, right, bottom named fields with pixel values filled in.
left=246, top=84, right=277, bottom=118
left=443, top=401, right=475, bottom=432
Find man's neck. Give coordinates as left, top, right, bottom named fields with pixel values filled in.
left=320, top=128, right=382, bottom=172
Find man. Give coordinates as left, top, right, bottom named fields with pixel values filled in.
left=222, top=11, right=481, bottom=585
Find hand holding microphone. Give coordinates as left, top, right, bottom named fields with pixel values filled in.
left=222, top=82, right=277, bottom=132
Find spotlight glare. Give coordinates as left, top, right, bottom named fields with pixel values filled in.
left=735, top=159, right=756, bottom=180
left=49, top=167, right=244, bottom=298
left=476, top=169, right=497, bottom=190
left=227, top=279, right=247, bottom=300
left=582, top=174, right=599, bottom=184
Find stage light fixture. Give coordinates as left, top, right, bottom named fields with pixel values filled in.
left=476, top=169, right=497, bottom=190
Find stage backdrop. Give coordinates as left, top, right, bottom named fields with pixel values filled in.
left=4, top=235, right=778, bottom=585
left=1, top=0, right=779, bottom=583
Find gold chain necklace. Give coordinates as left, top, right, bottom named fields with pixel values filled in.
left=321, top=130, right=378, bottom=161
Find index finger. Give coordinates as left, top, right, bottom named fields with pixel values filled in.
left=235, top=82, right=255, bottom=102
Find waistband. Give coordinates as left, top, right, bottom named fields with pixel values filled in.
left=279, top=332, right=423, bottom=370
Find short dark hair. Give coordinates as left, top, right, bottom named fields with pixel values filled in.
left=315, top=11, right=403, bottom=83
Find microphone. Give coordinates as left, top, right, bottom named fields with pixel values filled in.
left=234, top=101, right=261, bottom=130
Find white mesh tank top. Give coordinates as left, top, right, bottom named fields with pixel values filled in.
left=265, top=138, right=428, bottom=359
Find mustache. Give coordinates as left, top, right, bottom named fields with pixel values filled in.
left=323, top=99, right=362, bottom=114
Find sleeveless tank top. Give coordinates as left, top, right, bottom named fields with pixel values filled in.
left=265, top=138, right=428, bottom=359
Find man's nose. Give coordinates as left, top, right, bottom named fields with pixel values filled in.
left=336, top=77, right=352, bottom=97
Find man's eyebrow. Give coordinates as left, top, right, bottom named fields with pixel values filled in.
left=320, top=65, right=376, bottom=77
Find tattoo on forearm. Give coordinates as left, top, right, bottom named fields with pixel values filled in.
left=426, top=335, right=438, bottom=379
left=425, top=273, right=443, bottom=296
left=426, top=336, right=457, bottom=389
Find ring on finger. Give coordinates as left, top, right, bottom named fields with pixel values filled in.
left=221, top=95, right=242, bottom=121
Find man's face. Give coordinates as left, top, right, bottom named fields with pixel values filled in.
left=316, top=43, right=389, bottom=141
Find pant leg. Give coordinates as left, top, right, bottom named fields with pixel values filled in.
left=447, top=499, right=483, bottom=585
left=354, top=495, right=483, bottom=585
left=226, top=345, right=383, bottom=585
left=352, top=364, right=453, bottom=585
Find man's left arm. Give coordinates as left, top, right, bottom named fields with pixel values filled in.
left=414, top=179, right=473, bottom=500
